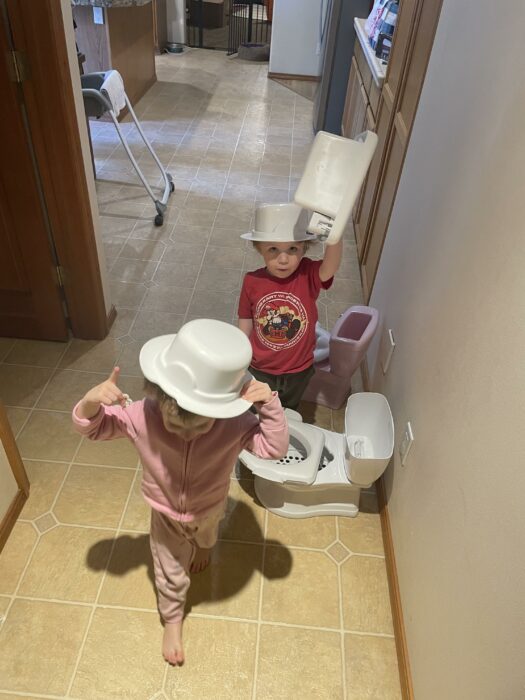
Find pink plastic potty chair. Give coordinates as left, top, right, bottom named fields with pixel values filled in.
left=302, top=305, right=379, bottom=409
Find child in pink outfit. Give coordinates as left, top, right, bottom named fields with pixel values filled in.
left=72, top=320, right=288, bottom=666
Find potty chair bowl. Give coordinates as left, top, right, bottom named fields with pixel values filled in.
left=140, top=319, right=253, bottom=418
left=241, top=202, right=317, bottom=243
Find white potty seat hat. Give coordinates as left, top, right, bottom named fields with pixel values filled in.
left=241, top=202, right=317, bottom=243
left=139, top=319, right=253, bottom=419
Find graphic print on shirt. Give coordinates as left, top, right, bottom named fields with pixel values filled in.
left=254, top=291, right=308, bottom=351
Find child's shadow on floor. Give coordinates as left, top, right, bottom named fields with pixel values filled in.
left=186, top=500, right=292, bottom=615
left=86, top=499, right=292, bottom=616
left=87, top=531, right=156, bottom=591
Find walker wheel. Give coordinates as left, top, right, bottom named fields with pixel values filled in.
left=169, top=181, right=175, bottom=193
left=154, top=214, right=164, bottom=227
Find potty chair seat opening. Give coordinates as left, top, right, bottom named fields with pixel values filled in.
left=240, top=421, right=325, bottom=485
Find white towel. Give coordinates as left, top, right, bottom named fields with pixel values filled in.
left=100, top=70, right=126, bottom=117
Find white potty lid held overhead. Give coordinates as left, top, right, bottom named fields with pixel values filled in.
left=240, top=421, right=325, bottom=485
left=294, top=130, right=378, bottom=245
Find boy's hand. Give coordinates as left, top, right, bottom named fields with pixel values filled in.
left=77, top=367, right=126, bottom=419
left=241, top=379, right=273, bottom=406
left=319, top=238, right=343, bottom=282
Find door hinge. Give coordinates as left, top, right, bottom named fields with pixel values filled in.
left=7, top=50, right=29, bottom=83
left=53, top=265, right=67, bottom=288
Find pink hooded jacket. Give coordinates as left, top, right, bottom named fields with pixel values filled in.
left=72, top=393, right=288, bottom=522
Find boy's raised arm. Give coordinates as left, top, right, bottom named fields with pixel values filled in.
left=319, top=239, right=343, bottom=282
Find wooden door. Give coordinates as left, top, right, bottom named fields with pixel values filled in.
left=0, top=14, right=68, bottom=340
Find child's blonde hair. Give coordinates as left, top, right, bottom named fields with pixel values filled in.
left=144, top=379, right=202, bottom=426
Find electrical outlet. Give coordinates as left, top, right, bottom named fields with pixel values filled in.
left=380, top=327, right=396, bottom=374
left=399, top=422, right=414, bottom=466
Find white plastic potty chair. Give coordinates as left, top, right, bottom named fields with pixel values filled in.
left=239, top=392, right=394, bottom=518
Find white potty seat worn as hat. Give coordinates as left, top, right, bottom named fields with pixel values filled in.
left=241, top=202, right=317, bottom=243
left=139, top=319, right=253, bottom=419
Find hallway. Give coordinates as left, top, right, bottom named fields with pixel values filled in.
left=0, top=49, right=401, bottom=698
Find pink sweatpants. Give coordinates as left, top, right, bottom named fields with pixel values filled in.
left=149, top=503, right=225, bottom=623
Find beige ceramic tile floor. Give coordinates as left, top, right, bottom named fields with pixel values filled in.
left=0, top=49, right=401, bottom=699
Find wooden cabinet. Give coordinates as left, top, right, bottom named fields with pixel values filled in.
left=72, top=2, right=156, bottom=112
left=342, top=59, right=368, bottom=140
left=344, top=0, right=444, bottom=299
left=342, top=41, right=381, bottom=140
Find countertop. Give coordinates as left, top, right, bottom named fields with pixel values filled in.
left=354, top=17, right=387, bottom=88
left=71, top=0, right=152, bottom=7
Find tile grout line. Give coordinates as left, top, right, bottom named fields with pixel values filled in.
left=64, top=449, right=140, bottom=698
left=288, top=93, right=297, bottom=201
left=251, top=503, right=268, bottom=700
left=0, top=395, right=85, bottom=648
left=115, top=94, right=205, bottom=344
left=0, top=341, right=78, bottom=626
left=4, top=339, right=73, bottom=440
left=180, top=101, right=251, bottom=326
left=0, top=689, right=65, bottom=699
left=336, top=516, right=348, bottom=700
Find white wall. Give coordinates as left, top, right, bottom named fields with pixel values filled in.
left=269, top=0, right=325, bottom=76
left=367, top=0, right=525, bottom=697
left=61, top=0, right=112, bottom=316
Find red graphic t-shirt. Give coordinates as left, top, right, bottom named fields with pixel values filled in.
left=238, top=258, right=333, bottom=375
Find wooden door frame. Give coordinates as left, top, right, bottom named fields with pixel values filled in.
left=0, top=401, right=29, bottom=553
left=5, top=0, right=114, bottom=340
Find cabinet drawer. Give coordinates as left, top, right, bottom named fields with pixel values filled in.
left=354, top=40, right=373, bottom=95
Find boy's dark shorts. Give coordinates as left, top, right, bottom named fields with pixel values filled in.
left=249, top=365, right=315, bottom=411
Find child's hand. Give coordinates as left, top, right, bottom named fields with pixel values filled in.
left=77, top=367, right=126, bottom=419
left=241, top=379, right=273, bottom=406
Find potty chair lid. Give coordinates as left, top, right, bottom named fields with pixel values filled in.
left=344, top=392, right=394, bottom=459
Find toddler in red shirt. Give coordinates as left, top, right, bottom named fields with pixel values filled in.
left=238, top=203, right=343, bottom=409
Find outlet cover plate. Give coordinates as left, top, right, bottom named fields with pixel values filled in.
left=400, top=421, right=414, bottom=466
left=380, top=327, right=396, bottom=374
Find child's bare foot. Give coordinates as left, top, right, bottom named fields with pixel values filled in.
left=190, top=546, right=211, bottom=573
left=163, top=621, right=184, bottom=666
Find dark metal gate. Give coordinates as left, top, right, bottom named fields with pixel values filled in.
left=227, top=1, right=272, bottom=55
left=186, top=0, right=272, bottom=53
